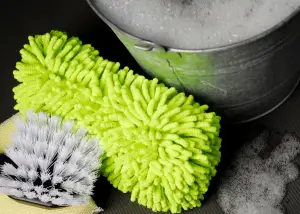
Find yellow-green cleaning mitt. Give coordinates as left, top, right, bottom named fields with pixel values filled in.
left=13, top=30, right=221, bottom=213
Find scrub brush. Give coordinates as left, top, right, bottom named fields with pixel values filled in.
left=0, top=110, right=103, bottom=207
left=13, top=30, right=221, bottom=213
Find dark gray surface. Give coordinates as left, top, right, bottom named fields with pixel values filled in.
left=0, top=0, right=299, bottom=213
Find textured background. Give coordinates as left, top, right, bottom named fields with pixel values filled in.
left=0, top=0, right=299, bottom=213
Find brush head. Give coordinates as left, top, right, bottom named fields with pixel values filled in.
left=0, top=111, right=103, bottom=206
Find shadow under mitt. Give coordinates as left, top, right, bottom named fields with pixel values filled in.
left=13, top=30, right=222, bottom=213
left=0, top=114, right=102, bottom=214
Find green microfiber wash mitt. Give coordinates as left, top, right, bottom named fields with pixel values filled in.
left=13, top=30, right=222, bottom=213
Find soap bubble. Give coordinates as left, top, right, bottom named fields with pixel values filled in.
left=94, top=0, right=300, bottom=49
left=217, top=132, right=300, bottom=214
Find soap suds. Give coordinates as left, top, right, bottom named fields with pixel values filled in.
left=93, top=0, right=300, bottom=49
left=217, top=132, right=300, bottom=214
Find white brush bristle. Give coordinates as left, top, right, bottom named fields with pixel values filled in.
left=0, top=111, right=103, bottom=206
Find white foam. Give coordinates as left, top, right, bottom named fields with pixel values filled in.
left=93, top=0, right=300, bottom=49
left=217, top=132, right=300, bottom=214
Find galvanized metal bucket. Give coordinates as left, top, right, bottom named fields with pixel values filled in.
left=87, top=0, right=300, bottom=123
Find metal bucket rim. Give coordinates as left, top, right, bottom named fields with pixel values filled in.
left=87, top=0, right=300, bottom=53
